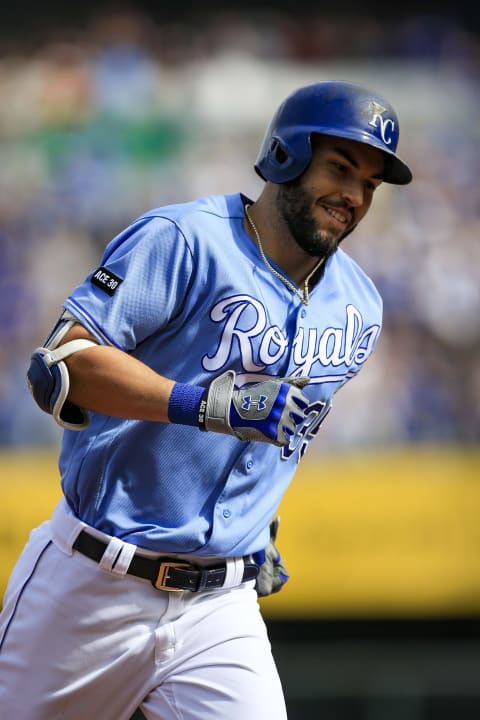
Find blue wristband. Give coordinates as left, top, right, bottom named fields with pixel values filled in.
left=168, top=383, right=207, bottom=427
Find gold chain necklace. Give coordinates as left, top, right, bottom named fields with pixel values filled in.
left=245, top=204, right=323, bottom=306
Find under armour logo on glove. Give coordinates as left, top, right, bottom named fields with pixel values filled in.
left=241, top=394, right=267, bottom=412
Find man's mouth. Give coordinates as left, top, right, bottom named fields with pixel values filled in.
left=323, top=205, right=350, bottom=225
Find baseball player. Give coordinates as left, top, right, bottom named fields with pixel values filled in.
left=0, top=81, right=411, bottom=720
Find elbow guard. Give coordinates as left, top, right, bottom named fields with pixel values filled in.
left=27, top=339, right=98, bottom=431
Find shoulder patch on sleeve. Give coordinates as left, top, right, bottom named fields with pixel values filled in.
left=90, top=266, right=123, bottom=296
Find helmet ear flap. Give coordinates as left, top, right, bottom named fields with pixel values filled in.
left=256, top=125, right=313, bottom=183
left=262, top=136, right=309, bottom=182
left=271, top=138, right=289, bottom=164
left=268, top=138, right=292, bottom=174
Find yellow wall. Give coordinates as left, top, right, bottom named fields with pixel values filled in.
left=261, top=445, right=480, bottom=618
left=1, top=446, right=480, bottom=618
left=0, top=451, right=62, bottom=596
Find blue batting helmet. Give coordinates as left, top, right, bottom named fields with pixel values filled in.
left=255, top=81, right=412, bottom=185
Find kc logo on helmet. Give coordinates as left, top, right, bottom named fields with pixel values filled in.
left=368, top=102, right=395, bottom=146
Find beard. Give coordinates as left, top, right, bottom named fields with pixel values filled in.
left=275, top=179, right=347, bottom=260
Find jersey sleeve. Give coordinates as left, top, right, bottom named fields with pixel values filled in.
left=64, top=216, right=194, bottom=350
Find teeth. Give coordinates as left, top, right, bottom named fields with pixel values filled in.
left=326, top=207, right=347, bottom=223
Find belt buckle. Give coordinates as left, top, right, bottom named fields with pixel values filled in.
left=154, top=561, right=190, bottom=591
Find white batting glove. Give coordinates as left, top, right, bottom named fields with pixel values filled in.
left=201, top=370, right=309, bottom=446
left=253, top=517, right=289, bottom=597
left=168, top=369, right=310, bottom=446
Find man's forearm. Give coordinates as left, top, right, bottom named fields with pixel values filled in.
left=62, top=326, right=175, bottom=422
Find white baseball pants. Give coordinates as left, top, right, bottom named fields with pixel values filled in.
left=0, top=500, right=287, bottom=720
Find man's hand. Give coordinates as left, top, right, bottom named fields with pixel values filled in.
left=253, top=518, right=289, bottom=597
left=201, top=370, right=309, bottom=446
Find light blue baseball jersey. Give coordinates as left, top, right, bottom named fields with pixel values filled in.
left=59, top=192, right=382, bottom=556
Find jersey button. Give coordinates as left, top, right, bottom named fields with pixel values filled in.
left=222, top=509, right=232, bottom=519
left=300, top=309, right=307, bottom=318
left=246, top=460, right=254, bottom=470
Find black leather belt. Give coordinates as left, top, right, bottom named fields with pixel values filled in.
left=72, top=530, right=259, bottom=592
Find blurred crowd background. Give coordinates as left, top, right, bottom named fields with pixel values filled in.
left=0, top=3, right=478, bottom=450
